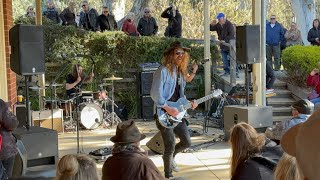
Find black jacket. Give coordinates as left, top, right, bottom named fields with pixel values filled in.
left=96, top=14, right=118, bottom=32
left=161, top=7, right=182, bottom=38
left=210, top=19, right=235, bottom=51
left=43, top=8, right=60, bottom=24
left=60, top=8, right=77, bottom=26
left=137, top=16, right=158, bottom=36
left=307, top=26, right=320, bottom=46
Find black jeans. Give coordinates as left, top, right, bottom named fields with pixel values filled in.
left=156, top=118, right=191, bottom=178
left=266, top=61, right=275, bottom=89
left=2, top=156, right=15, bottom=177
left=266, top=44, right=281, bottom=70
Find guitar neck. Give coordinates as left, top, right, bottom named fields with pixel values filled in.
left=183, top=93, right=218, bottom=110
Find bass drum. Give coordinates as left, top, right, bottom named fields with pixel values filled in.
left=80, top=103, right=103, bottom=129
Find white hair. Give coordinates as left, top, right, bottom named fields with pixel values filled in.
left=127, top=12, right=135, bottom=19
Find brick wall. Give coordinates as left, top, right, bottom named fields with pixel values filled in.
left=3, top=0, right=16, bottom=105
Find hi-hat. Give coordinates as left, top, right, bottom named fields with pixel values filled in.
left=29, top=86, right=46, bottom=90
left=45, top=83, right=64, bottom=87
left=100, top=83, right=112, bottom=86
left=103, top=75, right=123, bottom=81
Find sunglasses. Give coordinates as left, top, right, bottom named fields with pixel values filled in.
left=82, top=4, right=86, bottom=7
left=145, top=11, right=150, bottom=13
left=103, top=11, right=109, bottom=13
left=270, top=18, right=276, bottom=20
left=175, top=51, right=185, bottom=56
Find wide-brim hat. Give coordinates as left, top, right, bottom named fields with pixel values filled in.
left=164, top=41, right=191, bottom=56
left=110, top=120, right=146, bottom=143
left=281, top=108, right=320, bottom=180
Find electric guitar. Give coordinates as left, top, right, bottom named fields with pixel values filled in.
left=158, top=89, right=223, bottom=128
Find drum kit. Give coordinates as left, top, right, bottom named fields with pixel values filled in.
left=29, top=75, right=124, bottom=130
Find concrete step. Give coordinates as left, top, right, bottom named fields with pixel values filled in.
left=268, top=98, right=295, bottom=107
left=272, top=107, right=292, bottom=116
left=273, top=80, right=287, bottom=89
left=273, top=89, right=292, bottom=98
left=273, top=115, right=291, bottom=123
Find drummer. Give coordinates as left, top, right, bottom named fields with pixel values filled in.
left=66, top=64, right=94, bottom=98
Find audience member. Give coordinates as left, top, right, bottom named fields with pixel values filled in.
left=266, top=15, right=284, bottom=71
left=26, top=6, right=35, bottom=18
left=79, top=0, right=99, bottom=31
left=265, top=99, right=313, bottom=141
left=137, top=7, right=158, bottom=36
left=266, top=60, right=275, bottom=93
left=161, top=4, right=182, bottom=38
left=230, top=122, right=280, bottom=180
left=102, top=120, right=165, bottom=180
left=43, top=0, right=60, bottom=24
left=60, top=1, right=77, bottom=26
left=307, top=19, right=320, bottom=46
left=285, top=22, right=302, bottom=46
left=122, top=12, right=140, bottom=36
left=274, top=153, right=302, bottom=180
left=281, top=108, right=320, bottom=180
left=96, top=6, right=118, bottom=32
left=56, top=154, right=99, bottom=180
left=0, top=99, right=19, bottom=177
left=306, top=62, right=320, bottom=105
left=210, top=13, right=237, bottom=77
left=280, top=26, right=287, bottom=51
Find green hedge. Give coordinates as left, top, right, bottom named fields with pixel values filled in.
left=282, top=45, right=320, bottom=85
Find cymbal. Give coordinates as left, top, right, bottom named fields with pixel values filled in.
left=103, top=75, right=123, bottom=81
left=29, top=86, right=46, bottom=90
left=45, top=83, right=64, bottom=87
left=100, top=83, right=112, bottom=86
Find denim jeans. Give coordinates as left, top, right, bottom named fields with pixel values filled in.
left=266, top=44, right=281, bottom=70
left=156, top=118, right=191, bottom=178
left=221, top=50, right=230, bottom=74
left=310, top=97, right=320, bottom=105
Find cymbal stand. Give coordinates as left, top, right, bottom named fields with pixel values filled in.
left=109, top=79, right=121, bottom=126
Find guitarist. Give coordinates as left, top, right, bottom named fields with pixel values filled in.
left=150, top=41, right=198, bottom=179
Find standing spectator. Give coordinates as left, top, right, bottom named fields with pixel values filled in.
left=280, top=26, right=287, bottom=51
left=102, top=120, right=165, bottom=180
left=26, top=6, right=35, bottom=18
left=43, top=0, right=60, bottom=24
left=210, top=13, right=237, bottom=77
left=266, top=15, right=284, bottom=71
left=285, top=22, right=302, bottom=46
left=122, top=12, right=140, bottom=36
left=266, top=61, right=275, bottom=92
left=96, top=7, right=118, bottom=32
left=307, top=19, right=320, bottom=46
left=79, top=0, right=99, bottom=31
left=306, top=62, right=320, bottom=105
left=60, top=1, right=77, bottom=26
left=161, top=4, right=182, bottom=38
left=137, top=7, right=158, bottom=36
left=0, top=99, right=19, bottom=177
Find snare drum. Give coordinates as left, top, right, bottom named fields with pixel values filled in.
left=79, top=103, right=103, bottom=129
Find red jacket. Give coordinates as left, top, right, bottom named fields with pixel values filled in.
left=306, top=74, right=320, bottom=93
left=122, top=19, right=140, bottom=36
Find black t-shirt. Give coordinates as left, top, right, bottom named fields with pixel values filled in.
left=168, top=76, right=180, bottom=102
left=66, top=74, right=78, bottom=96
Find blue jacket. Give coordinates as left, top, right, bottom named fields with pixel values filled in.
left=266, top=22, right=284, bottom=46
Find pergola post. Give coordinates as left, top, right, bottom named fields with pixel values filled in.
left=204, top=0, right=211, bottom=110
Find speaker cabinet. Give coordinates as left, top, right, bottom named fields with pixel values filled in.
left=14, top=103, right=31, bottom=127
left=9, top=24, right=45, bottom=75
left=139, top=96, right=154, bottom=120
left=146, top=131, right=164, bottom=154
left=224, top=105, right=272, bottom=140
left=236, top=25, right=260, bottom=64
left=139, top=71, right=155, bottom=95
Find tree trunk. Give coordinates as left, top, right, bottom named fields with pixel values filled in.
left=114, top=0, right=126, bottom=21
left=291, top=0, right=316, bottom=45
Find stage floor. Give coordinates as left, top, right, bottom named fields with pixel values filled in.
left=58, top=118, right=231, bottom=180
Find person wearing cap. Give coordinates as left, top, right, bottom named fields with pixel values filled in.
left=150, top=41, right=198, bottom=179
left=96, top=6, right=118, bottom=32
left=60, top=1, right=77, bottom=27
left=137, top=7, right=158, bottom=36
left=281, top=108, right=320, bottom=180
left=266, top=15, right=284, bottom=71
left=43, top=0, right=60, bottom=24
left=210, top=13, right=237, bottom=77
left=161, top=4, right=182, bottom=38
left=265, top=99, right=313, bottom=142
left=79, top=0, right=99, bottom=31
left=102, top=120, right=165, bottom=180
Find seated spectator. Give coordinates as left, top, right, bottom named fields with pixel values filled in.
left=137, top=8, right=158, bottom=36
left=56, top=154, right=99, bottom=180
left=307, top=19, right=320, bottom=46
left=122, top=12, right=140, bottom=36
left=26, top=6, right=35, bottom=18
left=281, top=108, right=320, bottom=180
left=230, top=122, right=281, bottom=180
left=96, top=6, right=118, bottom=32
left=285, top=22, right=302, bottom=46
left=307, top=63, right=320, bottom=106
left=265, top=99, right=313, bottom=141
left=102, top=120, right=165, bottom=180
left=60, top=1, right=77, bottom=26
left=43, top=0, right=60, bottom=24
left=274, top=153, right=302, bottom=180
left=79, top=0, right=99, bottom=31
left=0, top=99, right=19, bottom=177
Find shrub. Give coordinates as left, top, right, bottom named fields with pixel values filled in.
left=282, top=45, right=320, bottom=85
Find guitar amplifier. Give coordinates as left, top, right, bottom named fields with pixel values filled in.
left=32, top=109, right=64, bottom=133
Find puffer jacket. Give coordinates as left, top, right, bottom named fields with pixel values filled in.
left=307, top=26, right=320, bottom=46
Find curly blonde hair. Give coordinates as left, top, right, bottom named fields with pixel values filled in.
left=274, top=153, right=302, bottom=180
